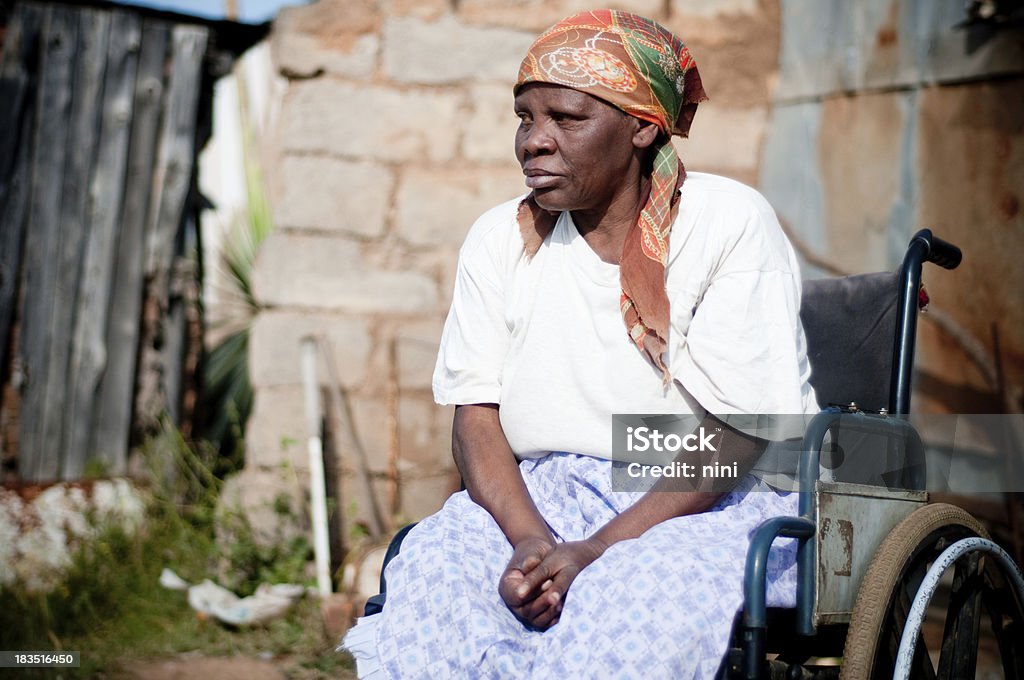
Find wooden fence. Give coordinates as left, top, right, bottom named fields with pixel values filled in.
left=0, top=0, right=264, bottom=482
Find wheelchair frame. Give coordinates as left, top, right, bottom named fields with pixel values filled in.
left=728, top=230, right=1024, bottom=679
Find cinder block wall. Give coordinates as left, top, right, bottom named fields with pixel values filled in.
left=235, top=0, right=782, bottom=543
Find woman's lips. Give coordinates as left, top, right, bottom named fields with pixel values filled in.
left=524, top=172, right=561, bottom=189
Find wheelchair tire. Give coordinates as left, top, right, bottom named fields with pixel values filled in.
left=839, top=503, right=990, bottom=679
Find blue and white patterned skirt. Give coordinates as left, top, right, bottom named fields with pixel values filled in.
left=342, top=452, right=799, bottom=679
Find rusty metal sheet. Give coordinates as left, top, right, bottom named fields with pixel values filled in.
left=760, top=90, right=923, bottom=274
left=777, top=0, right=1024, bottom=101
left=758, top=102, right=833, bottom=276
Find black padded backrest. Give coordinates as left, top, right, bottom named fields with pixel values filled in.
left=799, top=271, right=900, bottom=412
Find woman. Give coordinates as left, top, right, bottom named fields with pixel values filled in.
left=344, top=10, right=818, bottom=678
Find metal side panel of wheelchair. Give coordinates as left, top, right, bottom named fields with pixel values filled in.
left=814, top=481, right=928, bottom=627
left=725, top=230, right=1024, bottom=680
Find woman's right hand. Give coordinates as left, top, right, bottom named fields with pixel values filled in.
left=499, top=536, right=560, bottom=629
left=452, top=405, right=560, bottom=627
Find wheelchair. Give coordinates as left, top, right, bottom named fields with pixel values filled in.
left=363, top=229, right=1024, bottom=679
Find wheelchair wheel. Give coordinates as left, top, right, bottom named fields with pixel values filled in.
left=840, top=503, right=1024, bottom=679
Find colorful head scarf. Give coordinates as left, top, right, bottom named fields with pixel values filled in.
left=514, top=9, right=707, bottom=383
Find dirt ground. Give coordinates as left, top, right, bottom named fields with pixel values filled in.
left=111, top=654, right=357, bottom=680
left=104, top=615, right=1005, bottom=679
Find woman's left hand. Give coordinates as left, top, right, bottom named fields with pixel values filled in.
left=509, top=538, right=607, bottom=629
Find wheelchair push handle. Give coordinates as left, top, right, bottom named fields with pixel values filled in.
left=911, top=229, right=962, bottom=270
left=891, top=228, right=961, bottom=414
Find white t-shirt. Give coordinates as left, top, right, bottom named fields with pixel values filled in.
left=433, top=172, right=819, bottom=460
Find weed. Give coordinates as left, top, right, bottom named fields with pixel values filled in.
left=0, top=427, right=349, bottom=678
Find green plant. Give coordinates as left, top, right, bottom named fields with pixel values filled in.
left=0, top=427, right=347, bottom=678
left=0, top=498, right=213, bottom=677
left=194, top=92, right=274, bottom=473
left=216, top=494, right=313, bottom=598
left=81, top=457, right=111, bottom=480
left=345, top=500, right=372, bottom=544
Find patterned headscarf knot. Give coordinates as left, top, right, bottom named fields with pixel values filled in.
left=514, top=9, right=707, bottom=384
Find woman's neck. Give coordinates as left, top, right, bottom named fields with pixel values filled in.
left=572, top=175, right=651, bottom=265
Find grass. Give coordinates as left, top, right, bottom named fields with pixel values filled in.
left=0, top=436, right=354, bottom=679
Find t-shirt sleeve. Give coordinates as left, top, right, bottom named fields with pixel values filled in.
left=669, top=197, right=817, bottom=422
left=432, top=215, right=513, bottom=406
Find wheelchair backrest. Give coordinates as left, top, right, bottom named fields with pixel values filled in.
left=799, top=271, right=900, bottom=413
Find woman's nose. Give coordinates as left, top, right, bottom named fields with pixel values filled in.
left=520, top=122, right=556, bottom=156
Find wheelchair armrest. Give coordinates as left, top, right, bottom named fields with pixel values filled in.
left=797, top=409, right=926, bottom=512
left=743, top=517, right=816, bottom=628
left=740, top=516, right=815, bottom=680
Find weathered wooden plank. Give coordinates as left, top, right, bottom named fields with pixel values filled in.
left=0, top=4, right=43, bottom=379
left=145, top=25, right=208, bottom=285
left=0, top=3, right=43, bottom=210
left=162, top=213, right=198, bottom=428
left=87, top=19, right=169, bottom=477
left=63, top=10, right=141, bottom=478
left=38, top=8, right=110, bottom=479
left=18, top=5, right=77, bottom=482
left=136, top=24, right=207, bottom=431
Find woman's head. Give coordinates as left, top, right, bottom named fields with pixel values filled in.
left=515, top=10, right=706, bottom=140
left=512, top=10, right=707, bottom=215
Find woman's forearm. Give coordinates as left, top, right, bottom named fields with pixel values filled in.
left=588, top=487, right=720, bottom=551
left=590, top=414, right=766, bottom=550
left=452, top=404, right=554, bottom=547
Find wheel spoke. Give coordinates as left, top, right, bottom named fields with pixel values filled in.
left=981, top=573, right=1024, bottom=679
left=912, top=631, right=936, bottom=680
left=935, top=553, right=982, bottom=680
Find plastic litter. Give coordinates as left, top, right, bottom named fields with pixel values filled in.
left=160, top=568, right=305, bottom=626
left=159, top=567, right=190, bottom=591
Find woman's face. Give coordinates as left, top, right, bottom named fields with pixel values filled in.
left=514, top=83, right=646, bottom=214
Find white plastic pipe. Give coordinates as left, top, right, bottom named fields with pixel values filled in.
left=894, top=536, right=1024, bottom=679
left=300, top=335, right=332, bottom=596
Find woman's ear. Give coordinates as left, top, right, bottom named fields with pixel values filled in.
left=632, top=121, right=660, bottom=149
